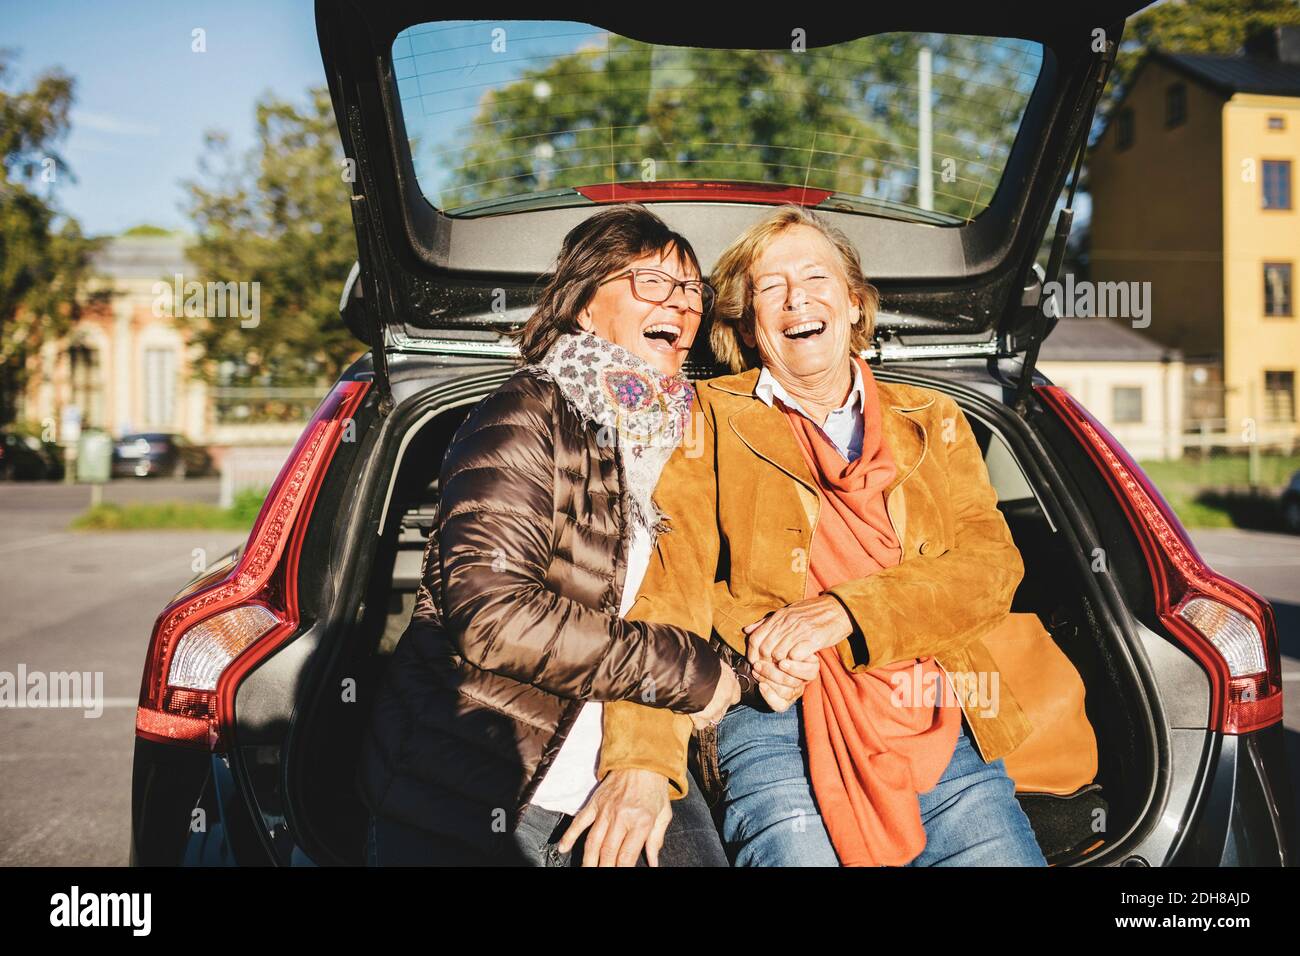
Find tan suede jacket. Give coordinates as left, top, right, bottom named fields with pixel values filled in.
left=596, top=365, right=1033, bottom=798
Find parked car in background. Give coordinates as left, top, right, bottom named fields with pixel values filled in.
left=1282, top=470, right=1300, bottom=535
left=0, top=428, right=65, bottom=481
left=130, top=2, right=1294, bottom=867
left=112, top=433, right=213, bottom=479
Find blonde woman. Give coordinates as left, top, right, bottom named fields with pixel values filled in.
left=599, top=205, right=1046, bottom=867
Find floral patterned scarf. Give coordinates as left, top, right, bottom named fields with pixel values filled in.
left=534, top=330, right=694, bottom=541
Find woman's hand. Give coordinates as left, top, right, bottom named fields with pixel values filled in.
left=557, top=768, right=672, bottom=866
left=753, top=656, right=821, bottom=713
left=744, top=594, right=854, bottom=665
left=687, top=663, right=740, bottom=730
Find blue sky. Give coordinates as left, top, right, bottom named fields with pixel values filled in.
left=3, top=0, right=327, bottom=236
left=4, top=6, right=1080, bottom=233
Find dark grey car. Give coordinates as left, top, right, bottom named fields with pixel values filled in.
left=112, top=433, right=213, bottom=479
left=130, top=2, right=1293, bottom=867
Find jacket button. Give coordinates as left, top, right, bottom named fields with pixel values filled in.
left=918, top=540, right=930, bottom=555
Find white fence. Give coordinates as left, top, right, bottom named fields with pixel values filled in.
left=218, top=444, right=295, bottom=508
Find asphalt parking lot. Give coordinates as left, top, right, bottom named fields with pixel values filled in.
left=0, top=479, right=245, bottom=865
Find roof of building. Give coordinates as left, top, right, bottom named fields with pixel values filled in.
left=1154, top=49, right=1300, bottom=97
left=91, top=234, right=193, bottom=281
left=1092, top=28, right=1300, bottom=145
left=1038, top=316, right=1183, bottom=363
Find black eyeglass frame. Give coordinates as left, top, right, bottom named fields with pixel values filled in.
left=596, top=268, right=716, bottom=315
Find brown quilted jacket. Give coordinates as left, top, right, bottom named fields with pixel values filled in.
left=358, top=365, right=723, bottom=833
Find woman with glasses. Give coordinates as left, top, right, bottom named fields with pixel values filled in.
left=359, top=203, right=741, bottom=867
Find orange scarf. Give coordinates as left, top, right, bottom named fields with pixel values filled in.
left=779, top=354, right=960, bottom=867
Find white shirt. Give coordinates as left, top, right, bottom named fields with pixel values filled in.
left=527, top=519, right=654, bottom=815
left=755, top=361, right=866, bottom=462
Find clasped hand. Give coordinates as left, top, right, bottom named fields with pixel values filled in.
left=556, top=597, right=854, bottom=866
left=742, top=594, right=854, bottom=712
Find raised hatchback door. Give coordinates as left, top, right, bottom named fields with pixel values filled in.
left=317, top=2, right=1144, bottom=394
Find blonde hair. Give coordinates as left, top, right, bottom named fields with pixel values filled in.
left=709, top=205, right=879, bottom=373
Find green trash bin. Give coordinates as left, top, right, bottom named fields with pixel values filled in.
left=76, top=429, right=113, bottom=484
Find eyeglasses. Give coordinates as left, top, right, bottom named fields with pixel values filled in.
left=598, top=268, right=715, bottom=315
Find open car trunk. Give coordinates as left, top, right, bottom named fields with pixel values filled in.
left=273, top=357, right=1188, bottom=867
left=226, top=2, right=1206, bottom=867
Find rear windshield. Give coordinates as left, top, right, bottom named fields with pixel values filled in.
left=391, top=21, right=1043, bottom=225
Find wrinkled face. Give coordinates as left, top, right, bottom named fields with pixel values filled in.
left=577, top=244, right=702, bottom=377
left=741, top=224, right=861, bottom=384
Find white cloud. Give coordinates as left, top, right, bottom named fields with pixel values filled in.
left=71, top=110, right=162, bottom=137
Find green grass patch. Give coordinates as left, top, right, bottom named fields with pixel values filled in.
left=72, top=488, right=268, bottom=531
left=1156, top=494, right=1237, bottom=530
left=1138, top=453, right=1300, bottom=494
left=1136, top=453, right=1300, bottom=529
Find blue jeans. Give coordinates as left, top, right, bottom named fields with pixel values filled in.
left=366, top=768, right=728, bottom=866
left=714, top=700, right=1048, bottom=867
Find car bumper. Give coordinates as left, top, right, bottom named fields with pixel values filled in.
left=132, top=726, right=1297, bottom=868
left=1170, top=723, right=1295, bottom=866
left=130, top=737, right=274, bottom=866
left=112, top=459, right=163, bottom=477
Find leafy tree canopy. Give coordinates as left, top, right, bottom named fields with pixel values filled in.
left=0, top=50, right=100, bottom=423
left=181, top=87, right=360, bottom=388
left=424, top=31, right=1041, bottom=223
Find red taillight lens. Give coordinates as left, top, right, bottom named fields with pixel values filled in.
left=136, top=379, right=369, bottom=749
left=1038, top=385, right=1282, bottom=734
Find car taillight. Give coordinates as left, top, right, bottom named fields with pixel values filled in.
left=1038, top=385, right=1282, bottom=734
left=167, top=604, right=281, bottom=690
left=136, top=379, right=369, bottom=749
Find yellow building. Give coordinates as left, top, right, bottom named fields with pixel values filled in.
left=20, top=234, right=313, bottom=476
left=1089, top=27, right=1299, bottom=449
left=23, top=234, right=208, bottom=443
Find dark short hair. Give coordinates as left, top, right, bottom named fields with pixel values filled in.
left=512, top=203, right=703, bottom=364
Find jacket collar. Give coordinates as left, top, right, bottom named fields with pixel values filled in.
left=707, top=363, right=933, bottom=498
left=754, top=359, right=866, bottom=417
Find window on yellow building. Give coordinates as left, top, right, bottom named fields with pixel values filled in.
left=1165, top=83, right=1186, bottom=128
left=1262, top=159, right=1291, bottom=210
left=1264, top=262, right=1293, bottom=316
left=1117, top=108, right=1135, bottom=150
left=1267, top=115, right=1285, bottom=131
left=1263, top=371, right=1295, bottom=423
left=1113, top=386, right=1144, bottom=424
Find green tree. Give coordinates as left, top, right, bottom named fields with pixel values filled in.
left=433, top=32, right=1041, bottom=223
left=181, top=87, right=360, bottom=388
left=0, top=51, right=100, bottom=424
left=121, top=223, right=175, bottom=237
left=1101, top=0, right=1300, bottom=126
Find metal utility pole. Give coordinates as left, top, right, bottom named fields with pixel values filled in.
left=918, top=45, right=933, bottom=212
